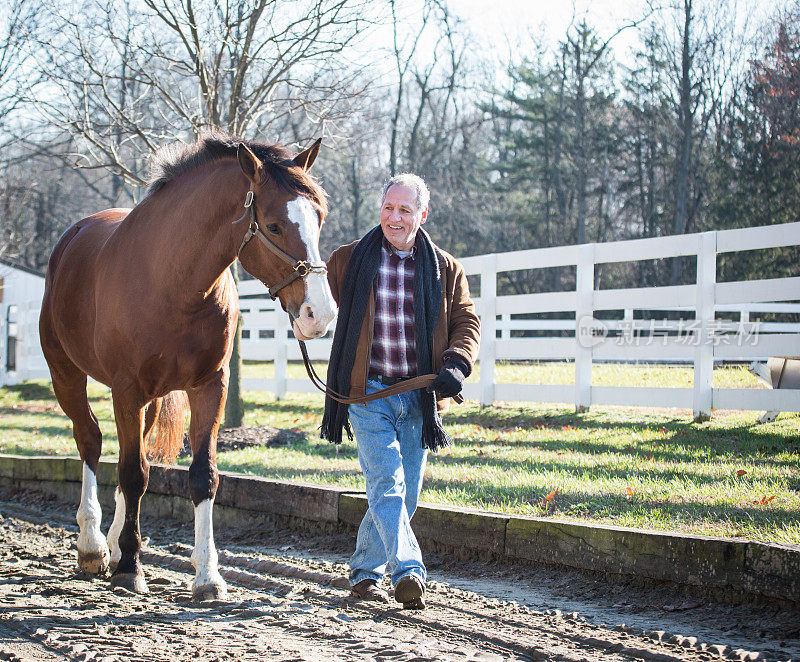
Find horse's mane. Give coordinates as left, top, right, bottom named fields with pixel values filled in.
left=147, top=131, right=327, bottom=213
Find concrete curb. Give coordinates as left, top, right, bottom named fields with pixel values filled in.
left=0, top=454, right=797, bottom=605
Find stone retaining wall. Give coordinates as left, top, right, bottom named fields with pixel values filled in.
left=0, top=454, right=797, bottom=605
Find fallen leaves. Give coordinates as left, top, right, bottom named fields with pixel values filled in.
left=541, top=488, right=560, bottom=513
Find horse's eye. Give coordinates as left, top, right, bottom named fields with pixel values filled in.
left=267, top=223, right=281, bottom=235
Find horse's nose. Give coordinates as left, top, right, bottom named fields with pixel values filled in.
left=300, top=303, right=315, bottom=322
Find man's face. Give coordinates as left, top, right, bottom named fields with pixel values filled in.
left=380, top=184, right=427, bottom=252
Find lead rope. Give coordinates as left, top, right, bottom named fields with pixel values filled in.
left=296, top=338, right=437, bottom=404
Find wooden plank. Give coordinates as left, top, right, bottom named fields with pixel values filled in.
left=495, top=338, right=576, bottom=360
left=593, top=340, right=696, bottom=361
left=413, top=502, right=508, bottom=556
left=460, top=244, right=580, bottom=274
left=461, top=382, right=481, bottom=400
left=712, top=388, right=800, bottom=412
left=231, top=474, right=347, bottom=523
left=593, top=233, right=699, bottom=263
left=713, top=334, right=800, bottom=359
left=237, top=280, right=273, bottom=296
left=242, top=377, right=278, bottom=391
left=286, top=341, right=333, bottom=360
left=716, top=221, right=800, bottom=254
left=575, top=245, right=594, bottom=411
left=494, top=383, right=574, bottom=403
left=147, top=464, right=189, bottom=498
left=480, top=254, right=497, bottom=405
left=240, top=342, right=276, bottom=361
left=694, top=233, right=716, bottom=420
left=592, top=386, right=694, bottom=408
left=505, top=516, right=754, bottom=592
left=716, top=277, right=800, bottom=305
left=594, top=285, right=695, bottom=310
left=496, top=291, right=578, bottom=315
left=496, top=319, right=575, bottom=331
left=743, top=541, right=800, bottom=602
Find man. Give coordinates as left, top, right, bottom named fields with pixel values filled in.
left=321, top=173, right=480, bottom=609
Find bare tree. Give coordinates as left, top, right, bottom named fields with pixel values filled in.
left=659, top=0, right=748, bottom=282
left=33, top=0, right=372, bottom=189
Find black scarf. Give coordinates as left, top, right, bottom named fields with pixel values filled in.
left=320, top=225, right=451, bottom=451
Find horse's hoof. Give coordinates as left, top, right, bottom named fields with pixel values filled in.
left=192, top=579, right=228, bottom=602
left=111, top=572, right=149, bottom=594
left=78, top=548, right=110, bottom=575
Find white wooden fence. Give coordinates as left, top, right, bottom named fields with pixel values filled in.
left=5, top=222, right=800, bottom=419
left=240, top=221, right=800, bottom=419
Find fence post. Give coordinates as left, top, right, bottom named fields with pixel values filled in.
left=274, top=307, right=288, bottom=401
left=479, top=254, right=497, bottom=407
left=694, top=232, right=716, bottom=421
left=575, top=244, right=595, bottom=413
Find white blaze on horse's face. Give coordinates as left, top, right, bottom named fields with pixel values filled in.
left=286, top=197, right=337, bottom=338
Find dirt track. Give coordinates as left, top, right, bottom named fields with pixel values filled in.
left=0, top=487, right=797, bottom=662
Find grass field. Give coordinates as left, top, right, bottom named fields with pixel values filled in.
left=1, top=362, right=798, bottom=545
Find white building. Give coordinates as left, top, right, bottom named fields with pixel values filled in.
left=0, top=259, right=48, bottom=385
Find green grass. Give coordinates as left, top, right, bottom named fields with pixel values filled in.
left=1, top=363, right=798, bottom=545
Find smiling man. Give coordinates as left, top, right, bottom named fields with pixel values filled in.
left=322, top=173, right=480, bottom=609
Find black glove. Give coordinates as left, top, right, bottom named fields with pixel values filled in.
left=426, top=358, right=467, bottom=398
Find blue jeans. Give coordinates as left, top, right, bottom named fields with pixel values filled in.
left=348, top=378, right=428, bottom=587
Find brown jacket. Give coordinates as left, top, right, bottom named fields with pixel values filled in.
left=327, top=237, right=481, bottom=413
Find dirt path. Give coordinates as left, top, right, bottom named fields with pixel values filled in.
left=0, top=487, right=797, bottom=662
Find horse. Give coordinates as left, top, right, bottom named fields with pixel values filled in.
left=39, top=133, right=337, bottom=599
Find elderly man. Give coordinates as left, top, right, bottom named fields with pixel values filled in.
left=321, top=173, right=480, bottom=609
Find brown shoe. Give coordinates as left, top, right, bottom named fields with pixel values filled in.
left=350, top=578, right=390, bottom=603
left=394, top=575, right=426, bottom=610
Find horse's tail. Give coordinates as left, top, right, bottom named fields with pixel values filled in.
left=145, top=391, right=188, bottom=464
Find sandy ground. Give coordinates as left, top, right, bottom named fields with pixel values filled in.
left=0, top=486, right=797, bottom=662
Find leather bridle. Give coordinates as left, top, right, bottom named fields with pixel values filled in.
left=233, top=187, right=327, bottom=300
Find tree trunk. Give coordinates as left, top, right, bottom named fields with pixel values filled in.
left=671, top=0, right=694, bottom=284
left=224, top=263, right=244, bottom=428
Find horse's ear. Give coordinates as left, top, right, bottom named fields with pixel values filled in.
left=293, top=138, right=322, bottom=171
left=237, top=143, right=263, bottom=184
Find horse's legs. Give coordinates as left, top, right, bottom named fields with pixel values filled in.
left=186, top=372, right=228, bottom=600
left=106, top=398, right=161, bottom=571
left=43, top=340, right=110, bottom=574
left=109, top=382, right=149, bottom=593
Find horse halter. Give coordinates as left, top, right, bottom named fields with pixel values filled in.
left=233, top=187, right=327, bottom=300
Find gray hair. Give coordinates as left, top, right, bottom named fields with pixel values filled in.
left=381, top=173, right=430, bottom=213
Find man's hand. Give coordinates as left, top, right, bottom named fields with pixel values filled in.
left=426, top=358, right=467, bottom=398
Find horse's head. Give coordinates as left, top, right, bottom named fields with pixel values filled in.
left=235, top=140, right=337, bottom=340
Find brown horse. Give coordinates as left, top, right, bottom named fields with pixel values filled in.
left=39, top=134, right=337, bottom=598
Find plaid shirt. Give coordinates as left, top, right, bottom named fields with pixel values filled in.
left=369, top=238, right=417, bottom=378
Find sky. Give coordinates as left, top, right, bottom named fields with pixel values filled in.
left=435, top=0, right=775, bottom=70
left=446, top=0, right=649, bottom=62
